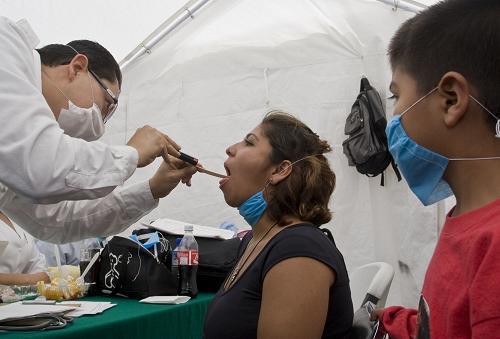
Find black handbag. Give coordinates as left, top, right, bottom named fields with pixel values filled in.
left=95, top=235, right=178, bottom=299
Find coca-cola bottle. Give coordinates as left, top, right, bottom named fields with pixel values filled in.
left=178, top=225, right=199, bottom=298
left=171, top=237, right=182, bottom=294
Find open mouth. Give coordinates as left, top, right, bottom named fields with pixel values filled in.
left=220, top=163, right=231, bottom=188
left=224, top=163, right=231, bottom=177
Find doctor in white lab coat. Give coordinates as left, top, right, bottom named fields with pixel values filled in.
left=0, top=17, right=182, bottom=208
left=0, top=212, right=50, bottom=286
left=0, top=20, right=196, bottom=243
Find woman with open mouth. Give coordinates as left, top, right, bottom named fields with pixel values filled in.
left=204, top=111, right=353, bottom=339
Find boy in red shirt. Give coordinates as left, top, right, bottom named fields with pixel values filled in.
left=374, top=0, right=500, bottom=338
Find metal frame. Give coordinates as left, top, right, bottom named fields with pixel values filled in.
left=376, top=0, right=428, bottom=14
left=120, top=0, right=212, bottom=71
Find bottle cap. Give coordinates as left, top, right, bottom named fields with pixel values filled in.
left=184, top=225, right=193, bottom=232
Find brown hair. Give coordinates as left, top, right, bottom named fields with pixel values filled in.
left=261, top=111, right=335, bottom=226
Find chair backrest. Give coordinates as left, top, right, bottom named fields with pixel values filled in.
left=349, top=262, right=394, bottom=310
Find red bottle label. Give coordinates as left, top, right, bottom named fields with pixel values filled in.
left=178, top=250, right=198, bottom=265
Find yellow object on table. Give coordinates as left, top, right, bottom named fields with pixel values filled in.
left=37, top=265, right=88, bottom=301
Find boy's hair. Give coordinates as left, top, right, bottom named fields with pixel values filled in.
left=389, top=0, right=500, bottom=124
left=37, top=40, right=122, bottom=88
left=260, top=111, right=335, bottom=226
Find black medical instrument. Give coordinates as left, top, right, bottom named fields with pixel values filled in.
left=178, top=152, right=226, bottom=178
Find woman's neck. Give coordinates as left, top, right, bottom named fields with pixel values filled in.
left=252, top=213, right=276, bottom=239
left=252, top=213, right=304, bottom=239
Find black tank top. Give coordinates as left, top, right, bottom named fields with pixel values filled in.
left=203, top=223, right=353, bottom=338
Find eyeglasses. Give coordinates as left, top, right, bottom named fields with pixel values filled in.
left=88, top=69, right=119, bottom=123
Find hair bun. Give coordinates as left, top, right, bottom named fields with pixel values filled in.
left=318, top=139, right=332, bottom=154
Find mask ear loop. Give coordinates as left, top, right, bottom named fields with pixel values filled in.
left=469, top=95, right=500, bottom=138
left=42, top=71, right=71, bottom=102
left=400, top=87, right=438, bottom=118
left=263, top=153, right=325, bottom=190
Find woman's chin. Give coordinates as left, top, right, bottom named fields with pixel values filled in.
left=222, top=192, right=240, bottom=208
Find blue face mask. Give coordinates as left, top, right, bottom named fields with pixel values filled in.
left=386, top=114, right=453, bottom=206
left=236, top=154, right=322, bottom=226
left=386, top=87, right=500, bottom=206
left=238, top=191, right=267, bottom=227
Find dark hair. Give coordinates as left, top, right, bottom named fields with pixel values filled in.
left=260, top=111, right=335, bottom=226
left=389, top=0, right=500, bottom=127
left=37, top=40, right=122, bottom=88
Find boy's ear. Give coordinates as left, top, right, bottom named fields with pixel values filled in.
left=437, top=71, right=470, bottom=128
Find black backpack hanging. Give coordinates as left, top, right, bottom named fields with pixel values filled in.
left=342, top=77, right=401, bottom=186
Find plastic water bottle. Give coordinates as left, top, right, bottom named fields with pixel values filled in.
left=178, top=225, right=199, bottom=298
left=171, top=237, right=182, bottom=294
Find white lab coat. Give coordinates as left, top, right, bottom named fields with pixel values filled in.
left=0, top=219, right=47, bottom=274
left=2, top=181, right=158, bottom=244
left=0, top=17, right=138, bottom=206
left=36, top=238, right=102, bottom=266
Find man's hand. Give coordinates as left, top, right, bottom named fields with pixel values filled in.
left=149, top=157, right=197, bottom=199
left=127, top=125, right=181, bottom=168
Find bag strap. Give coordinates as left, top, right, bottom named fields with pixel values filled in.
left=320, top=228, right=335, bottom=245
left=380, top=160, right=402, bottom=186
left=391, top=158, right=402, bottom=182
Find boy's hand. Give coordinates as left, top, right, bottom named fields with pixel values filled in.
left=149, top=157, right=197, bottom=199
left=371, top=308, right=385, bottom=321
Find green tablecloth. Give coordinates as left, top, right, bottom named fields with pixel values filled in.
left=1, top=293, right=215, bottom=339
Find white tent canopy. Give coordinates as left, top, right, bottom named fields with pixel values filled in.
left=1, top=0, right=443, bottom=306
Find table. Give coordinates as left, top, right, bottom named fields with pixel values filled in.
left=1, top=293, right=215, bottom=339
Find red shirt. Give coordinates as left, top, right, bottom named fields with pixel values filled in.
left=381, top=199, right=500, bottom=338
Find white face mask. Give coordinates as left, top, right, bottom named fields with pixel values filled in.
left=57, top=101, right=105, bottom=141
left=46, top=69, right=106, bottom=141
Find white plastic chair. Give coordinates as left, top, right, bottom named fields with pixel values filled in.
left=349, top=262, right=395, bottom=310
left=349, top=262, right=395, bottom=339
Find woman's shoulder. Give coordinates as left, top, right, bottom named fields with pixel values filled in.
left=262, top=223, right=349, bottom=282
left=272, top=223, right=338, bottom=249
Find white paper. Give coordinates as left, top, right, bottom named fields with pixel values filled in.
left=148, top=218, right=234, bottom=240
left=139, top=296, right=191, bottom=304
left=59, top=301, right=116, bottom=317
left=0, top=302, right=76, bottom=321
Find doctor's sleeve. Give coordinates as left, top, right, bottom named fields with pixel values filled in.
left=3, top=181, right=158, bottom=244
left=0, top=17, right=138, bottom=204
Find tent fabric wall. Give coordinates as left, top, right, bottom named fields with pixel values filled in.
left=103, top=0, right=440, bottom=307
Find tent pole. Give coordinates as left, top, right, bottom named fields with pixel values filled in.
left=120, top=0, right=212, bottom=71
left=375, top=0, right=427, bottom=14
